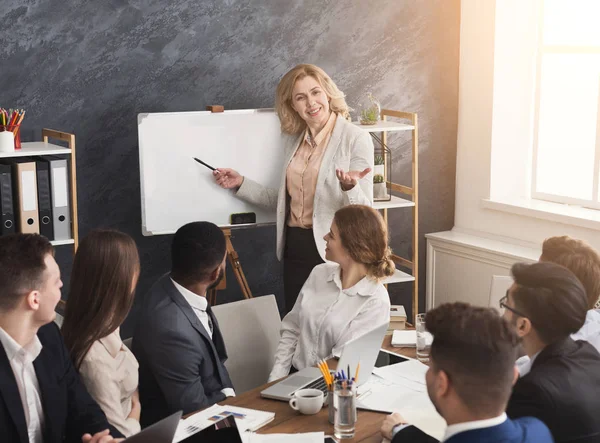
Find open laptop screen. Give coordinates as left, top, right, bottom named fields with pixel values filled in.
left=179, top=414, right=243, bottom=443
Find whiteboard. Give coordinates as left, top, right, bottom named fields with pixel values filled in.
left=138, top=109, right=285, bottom=235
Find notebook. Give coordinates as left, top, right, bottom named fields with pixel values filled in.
left=391, top=330, right=417, bottom=347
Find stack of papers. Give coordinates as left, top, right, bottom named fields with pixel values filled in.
left=173, top=404, right=275, bottom=442
left=357, top=361, right=446, bottom=441
left=391, top=330, right=416, bottom=347
left=391, top=330, right=433, bottom=348
left=372, top=360, right=428, bottom=392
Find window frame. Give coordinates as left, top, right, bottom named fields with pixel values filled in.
left=530, top=0, right=600, bottom=210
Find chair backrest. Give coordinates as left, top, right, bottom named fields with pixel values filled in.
left=54, top=312, right=64, bottom=328
left=489, top=275, right=514, bottom=313
left=212, top=295, right=281, bottom=394
left=123, top=337, right=133, bottom=350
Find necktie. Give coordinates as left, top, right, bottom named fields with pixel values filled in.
left=207, top=313, right=214, bottom=334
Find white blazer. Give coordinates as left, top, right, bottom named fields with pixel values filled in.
left=236, top=115, right=374, bottom=261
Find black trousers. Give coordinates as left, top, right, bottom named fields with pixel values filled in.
left=283, top=227, right=324, bottom=315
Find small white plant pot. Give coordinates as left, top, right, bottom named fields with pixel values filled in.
left=373, top=182, right=388, bottom=200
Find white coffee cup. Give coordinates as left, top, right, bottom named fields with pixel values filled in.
left=0, top=131, right=14, bottom=153
left=289, top=388, right=325, bottom=415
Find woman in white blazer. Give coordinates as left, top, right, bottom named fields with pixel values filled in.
left=214, top=64, right=374, bottom=313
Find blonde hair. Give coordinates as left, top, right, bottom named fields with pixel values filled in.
left=333, top=205, right=395, bottom=280
left=275, top=64, right=350, bottom=135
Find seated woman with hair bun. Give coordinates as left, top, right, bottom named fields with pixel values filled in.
left=269, top=204, right=393, bottom=381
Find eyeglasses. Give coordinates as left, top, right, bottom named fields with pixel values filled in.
left=499, top=290, right=530, bottom=320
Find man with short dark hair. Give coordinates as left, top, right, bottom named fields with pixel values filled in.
left=0, top=234, right=123, bottom=443
left=504, top=262, right=600, bottom=442
left=133, top=222, right=234, bottom=427
left=383, top=303, right=552, bottom=443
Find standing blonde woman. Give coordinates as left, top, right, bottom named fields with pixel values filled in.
left=269, top=205, right=394, bottom=381
left=214, top=64, right=374, bottom=313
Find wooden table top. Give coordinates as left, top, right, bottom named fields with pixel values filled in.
left=215, top=334, right=419, bottom=442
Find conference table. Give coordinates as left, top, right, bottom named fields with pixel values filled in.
left=215, top=335, right=421, bottom=442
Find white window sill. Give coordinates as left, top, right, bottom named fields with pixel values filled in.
left=481, top=198, right=600, bottom=231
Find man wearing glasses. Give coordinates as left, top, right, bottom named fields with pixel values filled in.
left=503, top=262, right=600, bottom=443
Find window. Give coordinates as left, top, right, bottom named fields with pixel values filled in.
left=532, top=0, right=600, bottom=210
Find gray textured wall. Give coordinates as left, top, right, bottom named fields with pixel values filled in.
left=1, top=0, right=459, bottom=335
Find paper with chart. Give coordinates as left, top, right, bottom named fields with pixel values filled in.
left=173, top=404, right=275, bottom=442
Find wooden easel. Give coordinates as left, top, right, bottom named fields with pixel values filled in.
left=205, top=105, right=254, bottom=305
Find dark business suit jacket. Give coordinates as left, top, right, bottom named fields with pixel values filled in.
left=392, top=417, right=552, bottom=443
left=133, top=274, right=234, bottom=428
left=507, top=337, right=600, bottom=442
left=0, top=322, right=121, bottom=443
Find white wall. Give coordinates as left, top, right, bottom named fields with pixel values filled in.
left=426, top=0, right=600, bottom=309
left=455, top=0, right=600, bottom=250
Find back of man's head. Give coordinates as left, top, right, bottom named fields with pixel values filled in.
left=171, top=222, right=226, bottom=285
left=0, top=234, right=54, bottom=312
left=426, top=303, right=520, bottom=416
left=511, top=261, right=588, bottom=344
left=541, top=236, right=600, bottom=308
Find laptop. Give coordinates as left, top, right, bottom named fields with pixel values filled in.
left=124, top=410, right=181, bottom=442
left=261, top=322, right=388, bottom=401
left=176, top=414, right=243, bottom=443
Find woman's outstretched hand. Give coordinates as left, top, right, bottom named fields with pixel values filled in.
left=335, top=167, right=371, bottom=191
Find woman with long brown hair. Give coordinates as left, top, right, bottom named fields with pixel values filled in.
left=268, top=205, right=393, bottom=381
left=61, top=229, right=141, bottom=437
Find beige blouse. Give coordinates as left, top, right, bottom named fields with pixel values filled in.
left=286, top=112, right=337, bottom=228
left=79, top=328, right=140, bottom=437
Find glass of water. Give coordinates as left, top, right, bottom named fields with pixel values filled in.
left=416, top=313, right=432, bottom=363
left=334, top=379, right=356, bottom=439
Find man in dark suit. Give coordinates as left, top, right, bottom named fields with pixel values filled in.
left=0, top=234, right=122, bottom=443
left=133, top=221, right=234, bottom=427
left=382, top=303, right=552, bottom=443
left=503, top=261, right=600, bottom=442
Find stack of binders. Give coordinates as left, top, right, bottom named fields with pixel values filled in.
left=0, top=156, right=71, bottom=241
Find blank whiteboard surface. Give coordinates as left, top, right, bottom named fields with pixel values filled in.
left=138, top=109, right=285, bottom=235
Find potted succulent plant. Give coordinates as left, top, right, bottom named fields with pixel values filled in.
left=373, top=174, right=387, bottom=199
left=374, top=155, right=384, bottom=176
left=359, top=92, right=381, bottom=125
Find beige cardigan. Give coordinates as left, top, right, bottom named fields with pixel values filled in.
left=78, top=329, right=140, bottom=437
left=236, top=115, right=374, bottom=261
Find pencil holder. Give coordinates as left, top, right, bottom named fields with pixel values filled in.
left=0, top=125, right=21, bottom=150
left=333, top=379, right=357, bottom=439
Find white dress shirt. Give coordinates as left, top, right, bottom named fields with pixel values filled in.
left=171, top=278, right=235, bottom=398
left=571, top=309, right=600, bottom=351
left=515, top=309, right=600, bottom=376
left=0, top=327, right=45, bottom=443
left=443, top=413, right=507, bottom=441
left=269, top=263, right=391, bottom=381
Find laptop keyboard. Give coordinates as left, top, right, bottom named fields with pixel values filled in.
left=298, top=376, right=329, bottom=395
